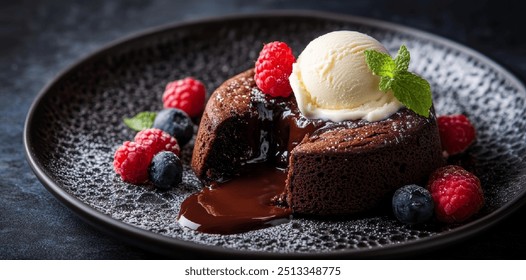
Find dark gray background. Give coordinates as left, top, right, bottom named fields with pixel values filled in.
left=1, top=0, right=525, bottom=259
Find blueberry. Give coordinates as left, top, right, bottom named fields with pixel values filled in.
left=392, top=184, right=434, bottom=224
left=153, top=108, right=194, bottom=147
left=148, top=151, right=183, bottom=190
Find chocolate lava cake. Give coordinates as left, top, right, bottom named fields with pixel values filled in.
left=191, top=69, right=444, bottom=215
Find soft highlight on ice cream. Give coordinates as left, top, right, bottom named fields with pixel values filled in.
left=289, top=31, right=402, bottom=122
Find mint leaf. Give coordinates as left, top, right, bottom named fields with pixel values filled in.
left=394, top=45, right=410, bottom=72
left=364, top=49, right=395, bottom=77
left=391, top=72, right=432, bottom=117
left=123, top=111, right=156, bottom=131
left=379, top=76, right=394, bottom=92
left=364, top=45, right=432, bottom=117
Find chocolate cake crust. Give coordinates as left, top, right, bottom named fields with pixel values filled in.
left=191, top=70, right=258, bottom=182
left=286, top=109, right=444, bottom=215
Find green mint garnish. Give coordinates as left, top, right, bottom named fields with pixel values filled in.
left=365, top=45, right=432, bottom=117
left=123, top=111, right=156, bottom=131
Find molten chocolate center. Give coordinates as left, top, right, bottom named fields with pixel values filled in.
left=177, top=165, right=291, bottom=234
left=178, top=92, right=324, bottom=234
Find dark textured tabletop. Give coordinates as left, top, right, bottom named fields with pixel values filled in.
left=2, top=0, right=525, bottom=259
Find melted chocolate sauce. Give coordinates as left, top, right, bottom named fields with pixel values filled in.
left=178, top=92, right=325, bottom=235
left=273, top=106, right=325, bottom=166
left=178, top=165, right=291, bottom=235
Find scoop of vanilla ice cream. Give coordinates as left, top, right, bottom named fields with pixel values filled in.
left=289, top=31, right=402, bottom=122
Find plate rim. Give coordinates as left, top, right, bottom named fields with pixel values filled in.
left=23, top=10, right=526, bottom=258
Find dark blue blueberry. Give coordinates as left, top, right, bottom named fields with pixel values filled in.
left=148, top=151, right=183, bottom=190
left=153, top=108, right=194, bottom=147
left=392, top=184, right=434, bottom=225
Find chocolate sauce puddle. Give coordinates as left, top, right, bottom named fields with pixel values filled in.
left=177, top=165, right=291, bottom=234
left=177, top=92, right=327, bottom=234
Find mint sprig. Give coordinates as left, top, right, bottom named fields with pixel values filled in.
left=365, top=45, right=432, bottom=117
left=123, top=111, right=156, bottom=131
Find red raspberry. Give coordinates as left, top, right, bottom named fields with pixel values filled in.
left=134, top=128, right=180, bottom=157
left=254, top=41, right=295, bottom=97
left=113, top=141, right=153, bottom=184
left=427, top=165, right=484, bottom=223
left=162, top=77, right=206, bottom=118
left=437, top=114, right=476, bottom=156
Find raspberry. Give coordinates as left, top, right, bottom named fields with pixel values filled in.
left=437, top=114, right=476, bottom=156
left=162, top=77, right=206, bottom=118
left=254, top=41, right=295, bottom=97
left=113, top=141, right=153, bottom=184
left=134, top=128, right=180, bottom=157
left=427, top=165, right=484, bottom=223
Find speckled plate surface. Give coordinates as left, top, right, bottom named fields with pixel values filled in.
left=24, top=12, right=526, bottom=258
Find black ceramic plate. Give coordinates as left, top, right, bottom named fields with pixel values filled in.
left=24, top=11, right=526, bottom=258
